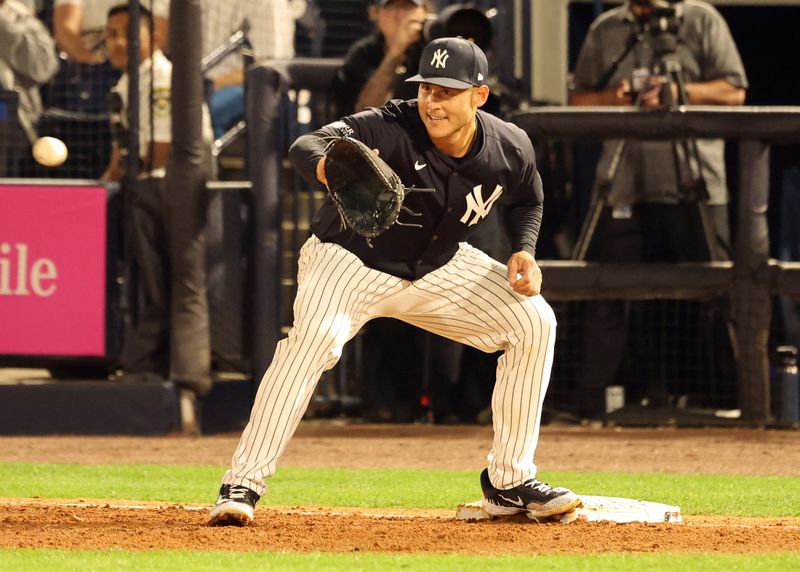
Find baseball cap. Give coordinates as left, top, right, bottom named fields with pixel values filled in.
left=405, top=36, right=488, bottom=89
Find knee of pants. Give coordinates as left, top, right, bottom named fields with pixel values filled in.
left=276, top=327, right=345, bottom=375
left=513, top=298, right=557, bottom=348
left=294, top=315, right=353, bottom=360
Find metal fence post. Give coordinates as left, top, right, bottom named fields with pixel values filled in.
left=246, top=65, right=287, bottom=384
left=733, top=139, right=772, bottom=423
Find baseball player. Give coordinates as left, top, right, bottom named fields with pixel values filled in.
left=208, top=36, right=581, bottom=526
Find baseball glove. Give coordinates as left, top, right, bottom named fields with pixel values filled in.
left=323, top=136, right=428, bottom=244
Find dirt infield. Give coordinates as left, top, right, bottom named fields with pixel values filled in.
left=1, top=501, right=799, bottom=554
left=1, top=423, right=799, bottom=554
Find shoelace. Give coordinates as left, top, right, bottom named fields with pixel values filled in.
left=524, top=480, right=554, bottom=494
left=227, top=486, right=251, bottom=500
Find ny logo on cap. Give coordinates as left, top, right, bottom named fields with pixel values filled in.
left=430, top=49, right=449, bottom=69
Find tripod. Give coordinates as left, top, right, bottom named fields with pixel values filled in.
left=571, top=19, right=723, bottom=262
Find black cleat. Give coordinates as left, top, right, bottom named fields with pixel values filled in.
left=208, top=484, right=260, bottom=526
left=480, top=469, right=581, bottom=518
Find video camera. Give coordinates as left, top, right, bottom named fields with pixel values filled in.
left=626, top=0, right=684, bottom=102
left=423, top=4, right=493, bottom=51
left=635, top=0, right=682, bottom=57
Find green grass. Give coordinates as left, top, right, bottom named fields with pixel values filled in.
left=2, top=549, right=800, bottom=572
left=1, top=462, right=799, bottom=517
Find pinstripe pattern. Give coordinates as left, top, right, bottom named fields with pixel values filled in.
left=409, top=243, right=556, bottom=489
left=222, top=237, right=557, bottom=494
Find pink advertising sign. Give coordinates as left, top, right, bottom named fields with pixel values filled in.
left=0, top=183, right=108, bottom=356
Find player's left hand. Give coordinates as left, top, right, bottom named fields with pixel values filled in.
left=506, top=251, right=542, bottom=296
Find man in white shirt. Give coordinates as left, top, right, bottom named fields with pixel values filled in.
left=101, top=2, right=211, bottom=181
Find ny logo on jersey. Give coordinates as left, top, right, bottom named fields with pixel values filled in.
left=431, top=49, right=449, bottom=69
left=460, top=184, right=503, bottom=226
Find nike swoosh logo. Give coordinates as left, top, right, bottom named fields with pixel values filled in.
left=414, top=160, right=427, bottom=171
left=498, top=494, right=525, bottom=507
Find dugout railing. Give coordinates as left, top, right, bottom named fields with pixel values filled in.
left=511, top=106, right=800, bottom=424
left=247, top=59, right=800, bottom=425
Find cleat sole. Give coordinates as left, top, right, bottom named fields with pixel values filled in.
left=208, top=501, right=255, bottom=527
left=526, top=496, right=583, bottom=519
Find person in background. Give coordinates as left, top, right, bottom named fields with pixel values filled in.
left=0, top=0, right=58, bottom=174
left=100, top=2, right=173, bottom=182
left=569, top=0, right=747, bottom=421
left=101, top=2, right=212, bottom=381
left=330, top=0, right=428, bottom=118
left=53, top=0, right=169, bottom=64
left=200, top=0, right=295, bottom=138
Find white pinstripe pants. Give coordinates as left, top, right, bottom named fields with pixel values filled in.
left=222, top=235, right=557, bottom=495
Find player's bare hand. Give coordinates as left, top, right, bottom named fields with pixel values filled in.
left=386, top=16, right=424, bottom=58
left=506, top=251, right=542, bottom=296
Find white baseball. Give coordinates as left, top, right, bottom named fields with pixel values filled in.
left=32, top=137, right=69, bottom=167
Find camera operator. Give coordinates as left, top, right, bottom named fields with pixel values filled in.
left=571, top=0, right=745, bottom=109
left=567, top=0, right=747, bottom=422
left=329, top=0, right=428, bottom=118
